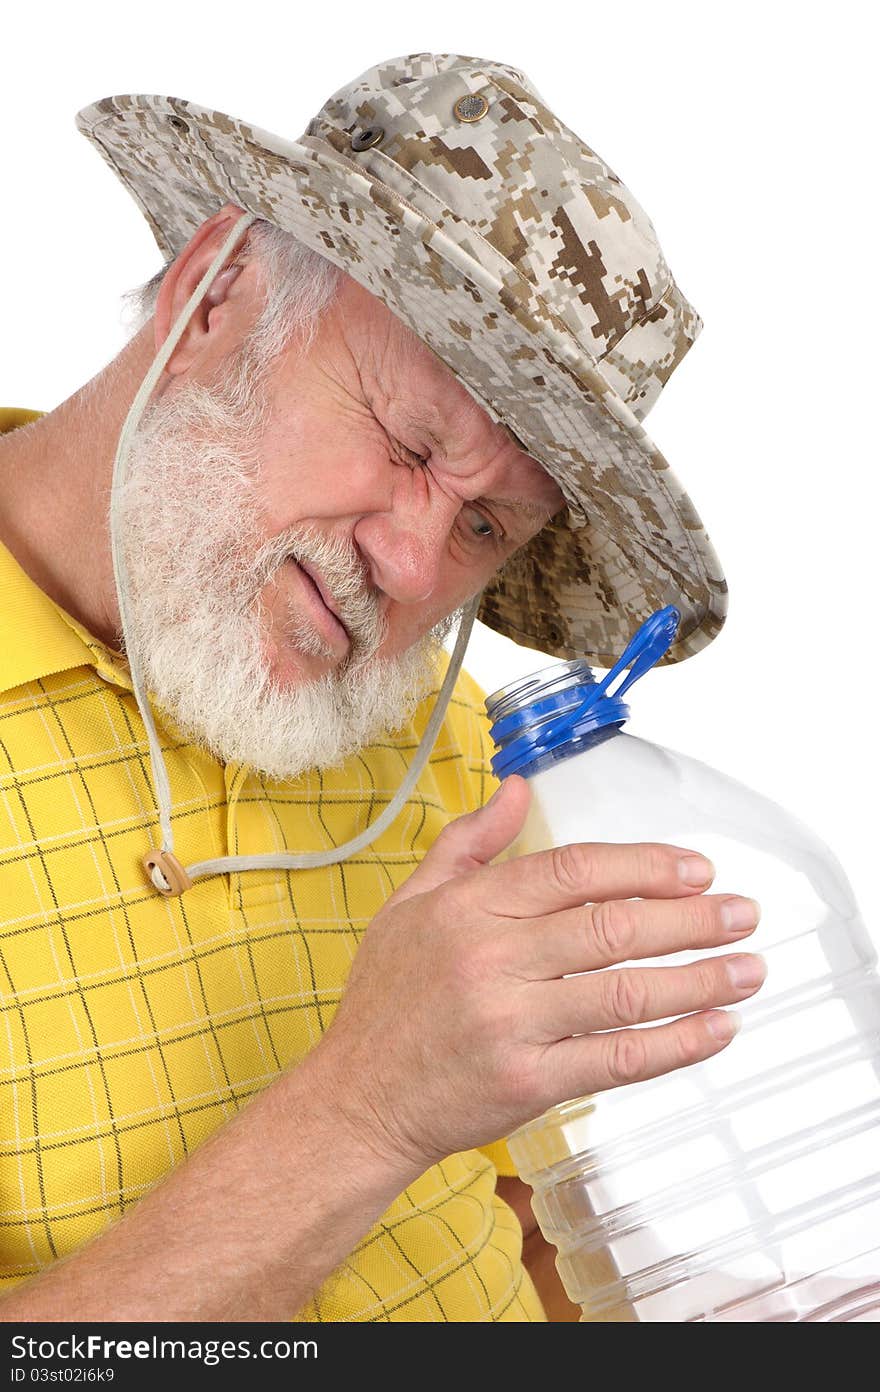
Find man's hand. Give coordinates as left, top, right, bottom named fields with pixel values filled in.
left=317, top=774, right=764, bottom=1176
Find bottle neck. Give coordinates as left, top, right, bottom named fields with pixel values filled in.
left=508, top=721, right=623, bottom=781
left=486, top=607, right=680, bottom=782
left=486, top=659, right=629, bottom=780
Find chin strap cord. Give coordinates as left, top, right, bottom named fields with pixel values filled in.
left=111, top=210, right=257, bottom=893
left=108, top=209, right=479, bottom=897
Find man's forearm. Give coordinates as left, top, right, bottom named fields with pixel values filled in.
left=0, top=1040, right=416, bottom=1322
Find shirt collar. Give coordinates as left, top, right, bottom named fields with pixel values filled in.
left=0, top=407, right=133, bottom=694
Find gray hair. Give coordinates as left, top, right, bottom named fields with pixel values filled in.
left=123, top=218, right=343, bottom=365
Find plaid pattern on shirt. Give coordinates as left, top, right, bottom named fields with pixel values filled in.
left=0, top=412, right=542, bottom=1322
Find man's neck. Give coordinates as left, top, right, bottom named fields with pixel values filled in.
left=0, top=324, right=156, bottom=648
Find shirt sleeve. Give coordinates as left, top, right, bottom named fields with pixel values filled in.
left=477, top=1136, right=518, bottom=1177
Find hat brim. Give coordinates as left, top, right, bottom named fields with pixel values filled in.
left=78, top=94, right=727, bottom=667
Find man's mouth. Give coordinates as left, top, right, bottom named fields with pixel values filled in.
left=298, top=561, right=346, bottom=631
left=286, top=557, right=351, bottom=656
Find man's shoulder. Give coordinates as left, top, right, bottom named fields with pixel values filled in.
left=399, top=656, right=496, bottom=815
left=410, top=652, right=491, bottom=742
left=447, top=660, right=491, bottom=727
left=0, top=541, right=97, bottom=695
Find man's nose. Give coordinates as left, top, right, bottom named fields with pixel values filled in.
left=353, top=506, right=454, bottom=605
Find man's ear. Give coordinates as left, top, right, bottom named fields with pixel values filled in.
left=153, top=202, right=253, bottom=377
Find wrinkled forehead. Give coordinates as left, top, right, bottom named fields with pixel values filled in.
left=390, top=311, right=553, bottom=468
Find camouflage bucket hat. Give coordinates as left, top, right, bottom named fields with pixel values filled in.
left=77, top=51, right=728, bottom=667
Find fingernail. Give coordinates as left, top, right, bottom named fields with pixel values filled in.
left=707, top=1010, right=741, bottom=1042
left=720, top=897, right=762, bottom=936
left=725, top=953, right=767, bottom=992
left=678, top=855, right=715, bottom=887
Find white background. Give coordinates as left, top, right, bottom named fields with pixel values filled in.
left=1, top=2, right=877, bottom=938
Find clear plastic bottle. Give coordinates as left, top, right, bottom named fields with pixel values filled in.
left=486, top=608, right=880, bottom=1322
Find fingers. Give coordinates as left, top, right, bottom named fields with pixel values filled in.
left=532, top=951, right=766, bottom=1040
left=511, top=892, right=762, bottom=979
left=388, top=775, right=531, bottom=905
left=462, top=840, right=717, bottom=917
left=545, top=1009, right=743, bottom=1098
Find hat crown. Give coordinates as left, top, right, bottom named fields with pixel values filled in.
left=307, top=52, right=702, bottom=421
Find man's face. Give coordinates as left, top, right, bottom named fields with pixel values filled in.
left=253, top=275, right=564, bottom=685
left=118, top=268, right=563, bottom=780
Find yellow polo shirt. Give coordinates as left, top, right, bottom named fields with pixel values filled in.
left=0, top=407, right=541, bottom=1322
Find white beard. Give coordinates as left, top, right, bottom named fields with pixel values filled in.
left=114, top=365, right=452, bottom=782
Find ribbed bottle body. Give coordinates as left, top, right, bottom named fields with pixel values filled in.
left=506, top=731, right=880, bottom=1322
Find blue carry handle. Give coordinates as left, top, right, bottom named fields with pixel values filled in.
left=531, top=605, right=681, bottom=751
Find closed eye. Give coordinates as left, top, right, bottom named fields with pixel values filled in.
left=391, top=436, right=509, bottom=548
left=391, top=439, right=429, bottom=468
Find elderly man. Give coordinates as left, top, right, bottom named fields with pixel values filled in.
left=0, top=54, right=763, bottom=1322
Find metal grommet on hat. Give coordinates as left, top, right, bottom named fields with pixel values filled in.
left=351, top=126, right=384, bottom=151
left=453, top=93, right=489, bottom=123
left=143, top=848, right=192, bottom=897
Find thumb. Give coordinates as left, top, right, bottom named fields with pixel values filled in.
left=390, top=775, right=532, bottom=905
